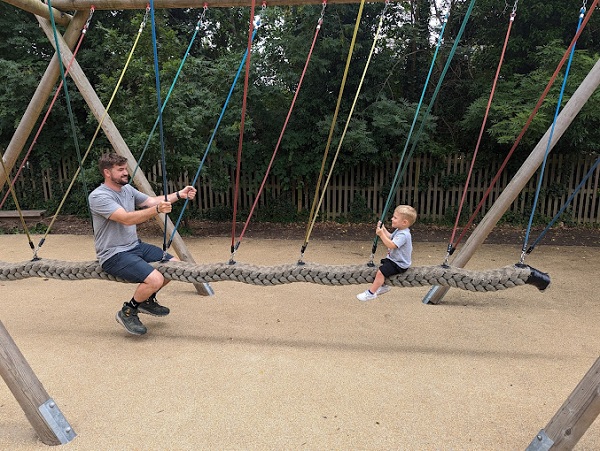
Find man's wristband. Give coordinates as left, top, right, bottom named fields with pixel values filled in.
left=156, top=205, right=160, bottom=214
left=176, top=191, right=182, bottom=200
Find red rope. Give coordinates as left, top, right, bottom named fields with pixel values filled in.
left=231, top=0, right=259, bottom=256
left=1, top=8, right=94, bottom=209
left=452, top=0, right=599, bottom=251
left=236, top=5, right=326, bottom=249
left=447, top=9, right=516, bottom=250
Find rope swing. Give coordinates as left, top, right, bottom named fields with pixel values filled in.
left=0, top=258, right=551, bottom=292
left=450, top=0, right=599, bottom=254
left=167, top=13, right=265, bottom=251
left=445, top=0, right=517, bottom=265
left=230, top=1, right=328, bottom=264
left=30, top=7, right=151, bottom=260
left=521, top=2, right=587, bottom=264
left=371, top=0, right=476, bottom=263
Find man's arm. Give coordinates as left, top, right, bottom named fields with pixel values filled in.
left=138, top=185, right=197, bottom=209
left=110, top=185, right=198, bottom=226
left=109, top=204, right=163, bottom=226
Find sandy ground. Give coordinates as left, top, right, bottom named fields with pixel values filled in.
left=0, top=233, right=599, bottom=450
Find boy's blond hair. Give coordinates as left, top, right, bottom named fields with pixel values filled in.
left=394, top=205, right=417, bottom=226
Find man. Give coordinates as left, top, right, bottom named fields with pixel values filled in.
left=89, top=152, right=197, bottom=335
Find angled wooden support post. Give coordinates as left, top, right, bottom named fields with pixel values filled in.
left=0, top=11, right=85, bottom=188
left=526, top=356, right=600, bottom=451
left=36, top=15, right=213, bottom=296
left=1, top=0, right=72, bottom=26
left=0, top=320, right=76, bottom=445
left=423, top=55, right=600, bottom=305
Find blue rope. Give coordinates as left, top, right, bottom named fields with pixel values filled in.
left=379, top=13, right=449, bottom=223
left=148, top=0, right=169, bottom=252
left=131, top=7, right=208, bottom=181
left=370, top=1, right=475, bottom=261
left=522, top=7, right=586, bottom=259
left=167, top=25, right=260, bottom=249
left=526, top=156, right=600, bottom=254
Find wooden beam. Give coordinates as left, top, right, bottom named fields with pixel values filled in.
left=48, top=0, right=379, bottom=11
left=36, top=15, right=213, bottom=296
left=423, top=55, right=600, bottom=305
left=526, top=357, right=600, bottom=450
left=0, top=11, right=87, bottom=189
left=0, top=0, right=72, bottom=26
left=0, top=320, right=75, bottom=445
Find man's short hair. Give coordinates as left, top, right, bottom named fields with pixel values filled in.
left=98, top=152, right=128, bottom=175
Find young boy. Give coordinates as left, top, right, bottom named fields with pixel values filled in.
left=357, top=205, right=417, bottom=301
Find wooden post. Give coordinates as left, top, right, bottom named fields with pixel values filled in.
left=0, top=11, right=85, bottom=188
left=1, top=0, right=72, bottom=26
left=44, top=0, right=381, bottom=11
left=526, top=357, right=600, bottom=450
left=36, top=16, right=213, bottom=296
left=0, top=320, right=76, bottom=445
left=423, top=55, right=600, bottom=305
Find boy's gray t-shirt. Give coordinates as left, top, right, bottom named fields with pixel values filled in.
left=88, top=184, right=149, bottom=265
left=387, top=228, right=412, bottom=269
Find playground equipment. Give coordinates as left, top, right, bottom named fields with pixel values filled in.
left=1, top=0, right=599, bottom=447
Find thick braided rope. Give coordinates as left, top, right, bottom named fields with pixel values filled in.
left=0, top=259, right=543, bottom=292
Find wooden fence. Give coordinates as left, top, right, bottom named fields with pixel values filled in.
left=4, top=153, right=600, bottom=224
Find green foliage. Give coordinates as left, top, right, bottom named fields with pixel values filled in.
left=348, top=194, right=375, bottom=223
left=2, top=0, right=600, bottom=225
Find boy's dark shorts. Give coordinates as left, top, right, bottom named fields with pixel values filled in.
left=379, top=258, right=408, bottom=278
left=102, top=240, right=173, bottom=283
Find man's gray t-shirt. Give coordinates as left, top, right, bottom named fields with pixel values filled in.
left=88, top=184, right=148, bottom=265
left=387, top=228, right=412, bottom=269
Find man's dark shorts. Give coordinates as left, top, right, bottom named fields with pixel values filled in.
left=102, top=240, right=173, bottom=283
left=379, top=258, right=408, bottom=278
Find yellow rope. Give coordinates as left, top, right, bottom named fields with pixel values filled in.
left=37, top=8, right=150, bottom=255
left=301, top=0, right=366, bottom=260
left=301, top=0, right=387, bottom=261
left=0, top=156, right=35, bottom=250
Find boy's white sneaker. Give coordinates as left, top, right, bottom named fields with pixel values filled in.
left=376, top=285, right=391, bottom=295
left=357, top=290, right=377, bottom=301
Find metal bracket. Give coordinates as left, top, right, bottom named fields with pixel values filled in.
left=422, top=285, right=441, bottom=304
left=38, top=398, right=77, bottom=444
left=526, top=429, right=554, bottom=451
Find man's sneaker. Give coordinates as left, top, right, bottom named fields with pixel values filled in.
left=376, top=285, right=391, bottom=295
left=138, top=297, right=170, bottom=317
left=356, top=290, right=377, bottom=302
left=116, top=304, right=147, bottom=335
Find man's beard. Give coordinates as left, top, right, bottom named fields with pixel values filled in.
left=111, top=174, right=129, bottom=186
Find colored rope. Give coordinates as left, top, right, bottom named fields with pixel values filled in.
left=445, top=2, right=517, bottom=263
left=525, top=156, right=599, bottom=254
left=34, top=8, right=149, bottom=257
left=167, top=25, right=261, bottom=250
left=40, top=0, right=91, bottom=259
left=300, top=0, right=389, bottom=264
left=231, top=1, right=265, bottom=261
left=0, top=156, right=35, bottom=253
left=130, top=4, right=208, bottom=181
left=148, top=0, right=170, bottom=254
left=370, top=0, right=477, bottom=263
left=368, top=12, right=448, bottom=264
left=452, top=0, right=599, bottom=252
left=521, top=5, right=587, bottom=263
left=231, top=1, right=327, bottom=262
left=0, top=7, right=95, bottom=210
left=298, top=0, right=367, bottom=264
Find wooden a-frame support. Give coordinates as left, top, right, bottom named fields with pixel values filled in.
left=1, top=0, right=600, bottom=447
left=0, top=3, right=214, bottom=446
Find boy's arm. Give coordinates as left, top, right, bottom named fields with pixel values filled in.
left=376, top=222, right=396, bottom=249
